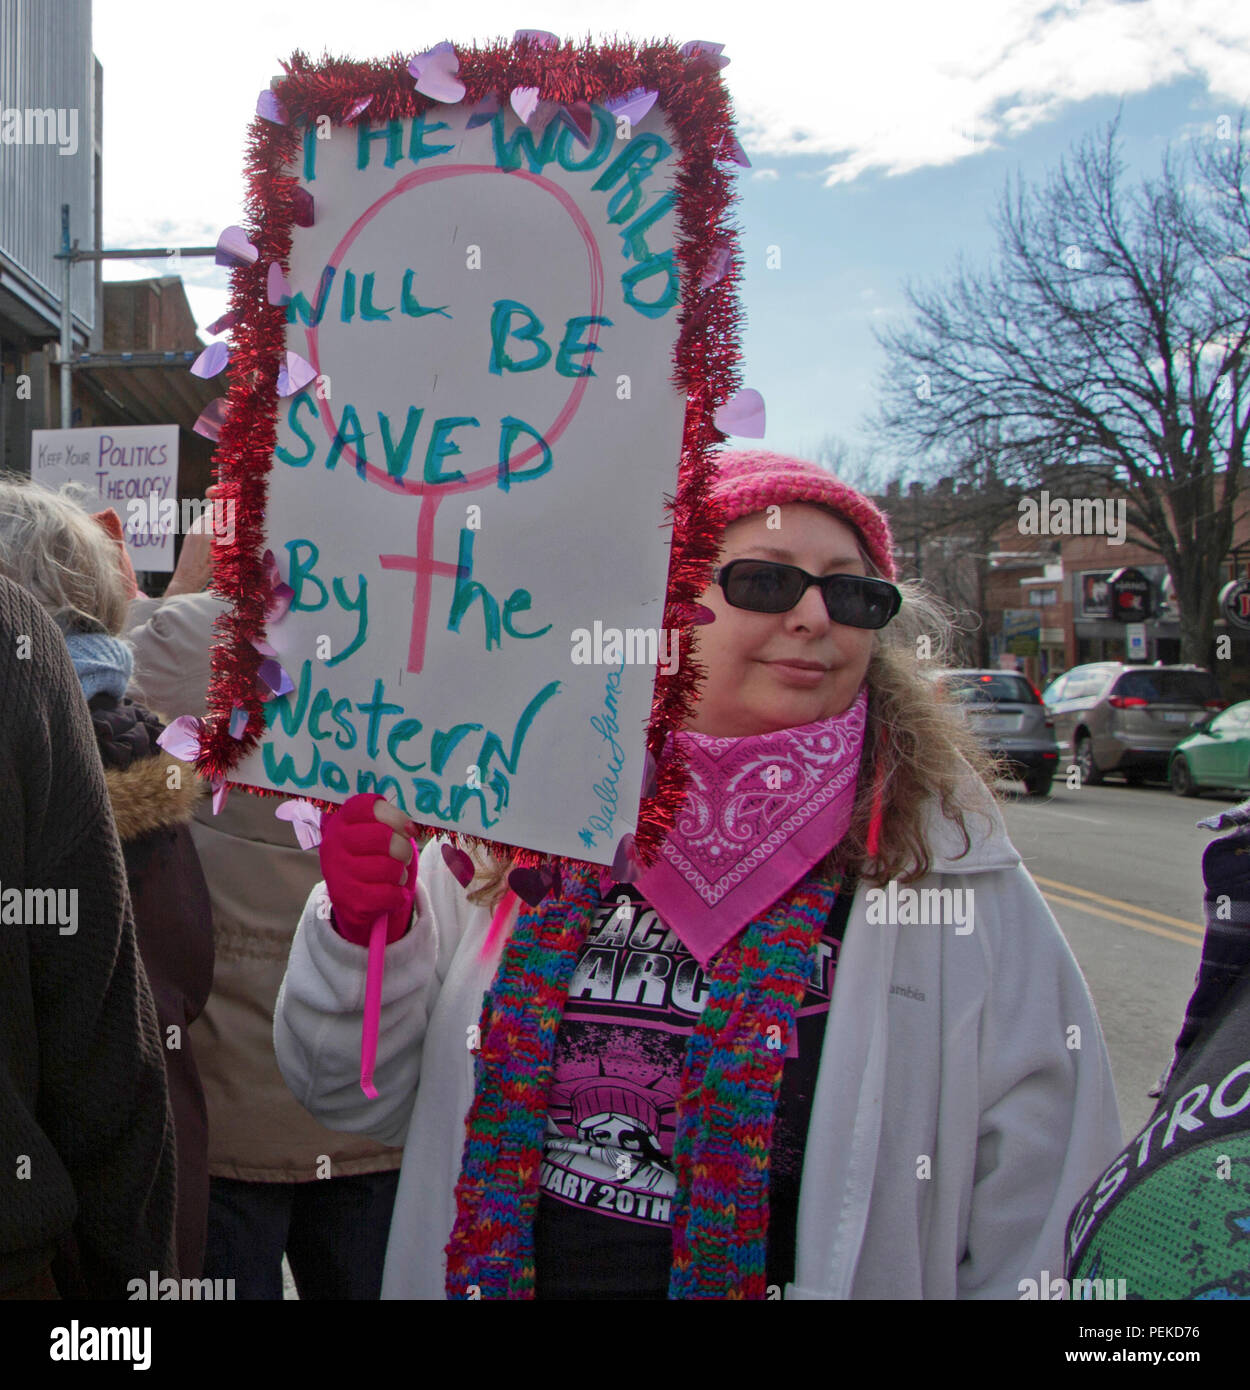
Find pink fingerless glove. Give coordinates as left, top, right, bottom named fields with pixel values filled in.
left=319, top=793, right=417, bottom=946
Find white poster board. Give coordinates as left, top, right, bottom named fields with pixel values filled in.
left=30, top=424, right=180, bottom=572
left=234, top=101, right=688, bottom=864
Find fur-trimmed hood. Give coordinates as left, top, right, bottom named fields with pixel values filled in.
left=87, top=693, right=204, bottom=842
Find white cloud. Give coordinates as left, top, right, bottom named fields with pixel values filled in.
left=89, top=0, right=1250, bottom=305
left=751, top=168, right=780, bottom=180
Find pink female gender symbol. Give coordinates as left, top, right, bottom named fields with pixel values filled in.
left=300, top=163, right=606, bottom=673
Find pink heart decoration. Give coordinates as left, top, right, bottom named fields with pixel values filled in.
left=699, top=241, right=733, bottom=292
left=190, top=341, right=229, bottom=379
left=441, top=843, right=476, bottom=888
left=514, top=29, right=559, bottom=48
left=408, top=42, right=465, bottom=103
left=291, top=186, right=315, bottom=226
left=642, top=747, right=659, bottom=799
left=249, top=633, right=278, bottom=658
left=672, top=602, right=717, bottom=627
left=713, top=387, right=766, bottom=438
left=679, top=40, right=730, bottom=70
left=192, top=398, right=230, bottom=442
left=344, top=95, right=374, bottom=120
left=215, top=225, right=258, bottom=269
left=510, top=86, right=540, bottom=124
left=276, top=799, right=324, bottom=850
left=256, top=90, right=288, bottom=125
left=156, top=715, right=204, bottom=762
left=721, top=134, right=751, bottom=167
left=507, top=865, right=554, bottom=906
left=276, top=350, right=317, bottom=397
left=266, top=581, right=294, bottom=624
left=553, top=101, right=594, bottom=148
left=611, top=834, right=640, bottom=884
left=267, top=262, right=292, bottom=306
left=206, top=309, right=239, bottom=336
left=211, top=777, right=229, bottom=816
left=257, top=659, right=295, bottom=698
left=603, top=88, right=658, bottom=125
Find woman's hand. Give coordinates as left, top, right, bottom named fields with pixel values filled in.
left=318, top=793, right=419, bottom=945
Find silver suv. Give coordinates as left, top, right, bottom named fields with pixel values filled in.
left=1042, top=663, right=1227, bottom=786
left=933, top=669, right=1060, bottom=796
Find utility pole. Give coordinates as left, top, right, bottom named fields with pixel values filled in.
left=59, top=205, right=73, bottom=428
left=54, top=203, right=218, bottom=427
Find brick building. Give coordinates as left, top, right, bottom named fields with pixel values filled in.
left=879, top=481, right=1250, bottom=703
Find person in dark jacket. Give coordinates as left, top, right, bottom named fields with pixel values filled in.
left=0, top=475, right=214, bottom=1279
left=1065, top=797, right=1250, bottom=1299
left=0, top=572, right=177, bottom=1297
left=123, top=511, right=403, bottom=1301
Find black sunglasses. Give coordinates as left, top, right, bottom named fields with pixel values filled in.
left=714, top=559, right=902, bottom=630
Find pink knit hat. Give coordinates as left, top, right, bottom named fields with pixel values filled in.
left=707, top=449, right=897, bottom=582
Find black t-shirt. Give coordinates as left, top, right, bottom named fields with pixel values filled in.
left=533, top=880, right=852, bottom=1299
left=1065, top=967, right=1250, bottom=1299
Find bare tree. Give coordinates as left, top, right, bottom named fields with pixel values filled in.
left=873, top=111, right=1250, bottom=662
left=802, top=433, right=899, bottom=495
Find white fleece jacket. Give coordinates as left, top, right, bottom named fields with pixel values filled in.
left=274, top=782, right=1123, bottom=1299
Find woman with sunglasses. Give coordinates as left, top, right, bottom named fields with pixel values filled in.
left=275, top=448, right=1123, bottom=1299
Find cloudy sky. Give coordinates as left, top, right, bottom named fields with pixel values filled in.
left=92, top=0, right=1250, bottom=464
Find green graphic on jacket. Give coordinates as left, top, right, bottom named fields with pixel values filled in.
left=1071, top=1135, right=1250, bottom=1299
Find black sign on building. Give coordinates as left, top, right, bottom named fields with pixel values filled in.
left=1106, top=567, right=1154, bottom=622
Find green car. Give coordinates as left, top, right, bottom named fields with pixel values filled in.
left=1168, top=701, right=1250, bottom=796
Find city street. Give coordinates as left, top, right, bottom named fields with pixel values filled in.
left=999, top=775, right=1233, bottom=1139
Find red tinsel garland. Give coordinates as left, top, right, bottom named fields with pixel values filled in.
left=200, top=36, right=743, bottom=881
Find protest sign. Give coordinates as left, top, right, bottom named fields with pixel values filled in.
left=30, top=423, right=180, bottom=571
left=201, top=38, right=744, bottom=875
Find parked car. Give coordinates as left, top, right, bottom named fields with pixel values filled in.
left=1167, top=701, right=1250, bottom=797
left=931, top=668, right=1060, bottom=796
left=1043, top=663, right=1227, bottom=787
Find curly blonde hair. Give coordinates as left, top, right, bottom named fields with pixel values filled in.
left=463, top=560, right=1001, bottom=911
left=0, top=472, right=130, bottom=635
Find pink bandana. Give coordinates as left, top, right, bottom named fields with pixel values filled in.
left=637, top=686, right=868, bottom=965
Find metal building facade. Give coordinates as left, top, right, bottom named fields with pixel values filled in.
left=0, top=0, right=95, bottom=337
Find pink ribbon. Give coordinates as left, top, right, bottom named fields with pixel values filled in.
left=479, top=888, right=519, bottom=964
left=360, top=913, right=388, bottom=1098
left=358, top=834, right=420, bottom=1098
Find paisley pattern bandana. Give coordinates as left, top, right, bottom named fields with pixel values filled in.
left=637, top=686, right=868, bottom=965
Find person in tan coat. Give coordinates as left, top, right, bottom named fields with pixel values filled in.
left=124, top=522, right=402, bottom=1299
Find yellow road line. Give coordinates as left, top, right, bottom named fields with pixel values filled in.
left=1041, top=892, right=1201, bottom=949
left=1032, top=875, right=1204, bottom=936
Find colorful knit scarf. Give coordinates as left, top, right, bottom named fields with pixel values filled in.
left=444, top=862, right=843, bottom=1299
